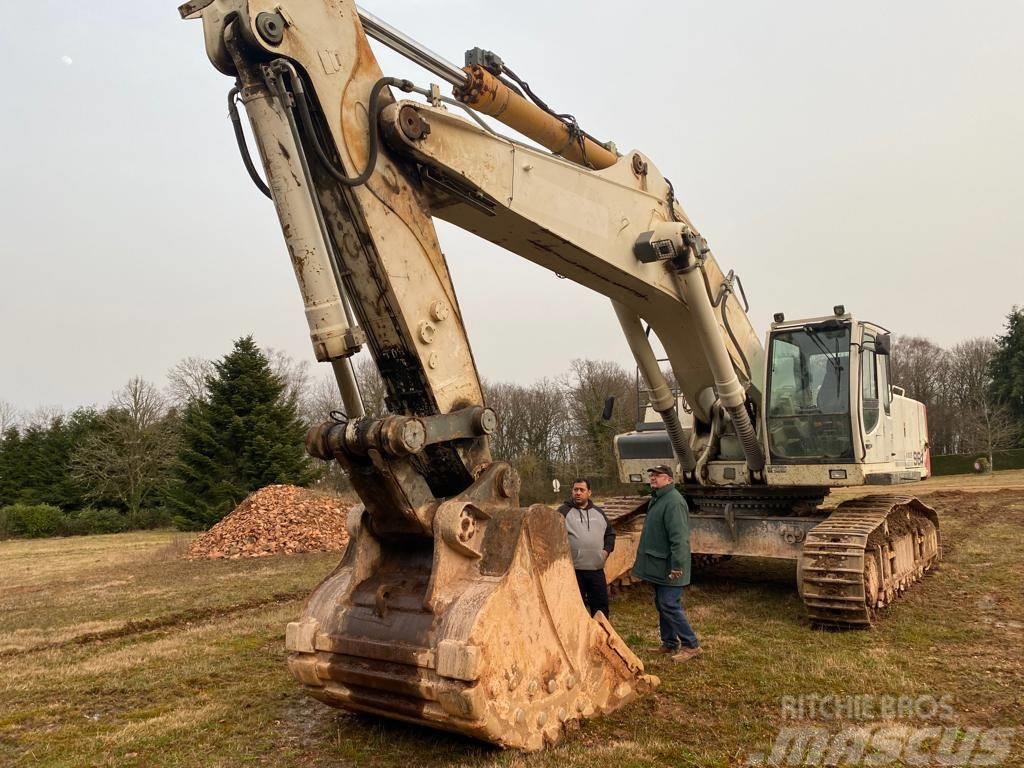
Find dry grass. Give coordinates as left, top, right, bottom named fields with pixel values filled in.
left=1, top=477, right=1021, bottom=767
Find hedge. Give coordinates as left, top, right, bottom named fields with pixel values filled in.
left=931, top=448, right=1024, bottom=476
left=0, top=505, right=174, bottom=539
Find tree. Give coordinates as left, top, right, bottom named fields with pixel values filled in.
left=890, top=336, right=955, bottom=453
left=265, top=347, right=312, bottom=414
left=72, top=378, right=179, bottom=519
left=2, top=408, right=103, bottom=509
left=354, top=356, right=388, bottom=418
left=0, top=402, right=23, bottom=506
left=0, top=400, right=19, bottom=435
left=890, top=336, right=947, bottom=405
left=989, top=307, right=1024, bottom=444
left=949, top=338, right=1020, bottom=467
left=0, top=426, right=22, bottom=506
left=562, top=359, right=637, bottom=485
left=169, top=336, right=319, bottom=528
left=167, top=356, right=215, bottom=408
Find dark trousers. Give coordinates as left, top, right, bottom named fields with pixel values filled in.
left=653, top=584, right=699, bottom=650
left=575, top=568, right=610, bottom=619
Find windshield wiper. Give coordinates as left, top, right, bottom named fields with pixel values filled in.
left=803, top=325, right=844, bottom=372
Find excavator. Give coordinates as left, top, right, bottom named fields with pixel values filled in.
left=179, top=0, right=941, bottom=750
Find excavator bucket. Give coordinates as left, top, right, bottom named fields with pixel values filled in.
left=286, top=468, right=658, bottom=751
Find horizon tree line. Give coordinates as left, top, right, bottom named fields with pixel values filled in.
left=1, top=307, right=1021, bottom=532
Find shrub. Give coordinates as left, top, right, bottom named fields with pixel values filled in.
left=129, top=507, right=174, bottom=530
left=0, top=504, right=64, bottom=538
left=63, top=508, right=130, bottom=535
left=171, top=514, right=206, bottom=532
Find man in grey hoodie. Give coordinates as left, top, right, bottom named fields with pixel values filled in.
left=557, top=478, right=615, bottom=618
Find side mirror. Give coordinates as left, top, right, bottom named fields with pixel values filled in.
left=875, top=333, right=892, bottom=356
left=601, top=396, right=616, bottom=422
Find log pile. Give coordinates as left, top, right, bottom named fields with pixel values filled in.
left=186, top=484, right=350, bottom=560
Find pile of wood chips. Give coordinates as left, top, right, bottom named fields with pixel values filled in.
left=186, top=484, right=350, bottom=560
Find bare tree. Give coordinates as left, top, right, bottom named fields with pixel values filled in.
left=890, top=336, right=955, bottom=453
left=0, top=400, right=20, bottom=435
left=484, top=380, right=567, bottom=463
left=562, top=359, right=637, bottom=485
left=264, top=347, right=312, bottom=409
left=484, top=380, right=526, bottom=460
left=302, top=374, right=343, bottom=425
left=965, top=402, right=1020, bottom=470
left=166, top=356, right=215, bottom=408
left=891, top=336, right=948, bottom=405
left=72, top=377, right=179, bottom=518
left=23, top=405, right=64, bottom=431
left=483, top=378, right=572, bottom=501
left=354, top=356, right=388, bottom=418
left=949, top=338, right=1020, bottom=467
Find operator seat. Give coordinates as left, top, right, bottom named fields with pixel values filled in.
left=816, top=363, right=849, bottom=413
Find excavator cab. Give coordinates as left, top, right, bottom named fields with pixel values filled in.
left=764, top=310, right=922, bottom=487
left=617, top=308, right=922, bottom=488
left=765, top=315, right=857, bottom=464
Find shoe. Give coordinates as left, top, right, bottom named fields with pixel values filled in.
left=646, top=645, right=677, bottom=654
left=671, top=646, right=704, bottom=662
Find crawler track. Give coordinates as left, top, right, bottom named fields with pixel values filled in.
left=601, top=495, right=650, bottom=526
left=797, top=495, right=941, bottom=628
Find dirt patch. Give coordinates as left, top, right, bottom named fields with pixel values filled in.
left=187, top=485, right=350, bottom=560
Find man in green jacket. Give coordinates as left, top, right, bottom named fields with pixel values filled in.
left=631, top=464, right=702, bottom=662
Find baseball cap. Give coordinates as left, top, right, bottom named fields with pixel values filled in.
left=646, top=464, right=674, bottom=477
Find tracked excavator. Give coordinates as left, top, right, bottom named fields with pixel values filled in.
left=179, top=0, right=941, bottom=750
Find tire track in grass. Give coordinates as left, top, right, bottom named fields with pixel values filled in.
left=0, top=590, right=308, bottom=658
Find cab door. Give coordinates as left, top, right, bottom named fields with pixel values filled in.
left=858, top=331, right=889, bottom=466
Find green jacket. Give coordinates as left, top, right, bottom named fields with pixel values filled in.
left=631, top=484, right=691, bottom=587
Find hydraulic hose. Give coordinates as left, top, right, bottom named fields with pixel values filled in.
left=725, top=402, right=764, bottom=472
left=671, top=251, right=765, bottom=473
left=270, top=61, right=416, bottom=188
left=228, top=87, right=272, bottom=199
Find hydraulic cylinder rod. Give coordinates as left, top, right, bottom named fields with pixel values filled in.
left=672, top=261, right=764, bottom=472
left=356, top=6, right=468, bottom=88
left=354, top=6, right=616, bottom=170
left=231, top=53, right=364, bottom=417
left=454, top=66, right=618, bottom=170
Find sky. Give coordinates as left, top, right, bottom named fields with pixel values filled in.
left=1, top=0, right=1022, bottom=413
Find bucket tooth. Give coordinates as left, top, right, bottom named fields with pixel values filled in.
left=286, top=498, right=657, bottom=750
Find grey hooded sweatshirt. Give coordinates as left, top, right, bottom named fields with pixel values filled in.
left=557, top=500, right=615, bottom=571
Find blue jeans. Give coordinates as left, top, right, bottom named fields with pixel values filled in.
left=653, top=584, right=699, bottom=650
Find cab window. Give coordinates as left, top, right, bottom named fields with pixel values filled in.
left=861, top=334, right=880, bottom=433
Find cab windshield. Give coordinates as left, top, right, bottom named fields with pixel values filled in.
left=766, top=324, right=853, bottom=462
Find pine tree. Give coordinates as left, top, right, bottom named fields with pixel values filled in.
left=989, top=307, right=1024, bottom=446
left=0, top=427, right=22, bottom=506
left=169, top=336, right=318, bottom=528
left=2, top=410, right=102, bottom=509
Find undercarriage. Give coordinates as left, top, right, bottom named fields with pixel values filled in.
left=601, top=489, right=941, bottom=629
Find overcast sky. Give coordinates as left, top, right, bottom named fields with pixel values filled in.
left=2, top=1, right=1021, bottom=414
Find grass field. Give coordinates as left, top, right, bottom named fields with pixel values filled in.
left=2, top=474, right=1022, bottom=767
